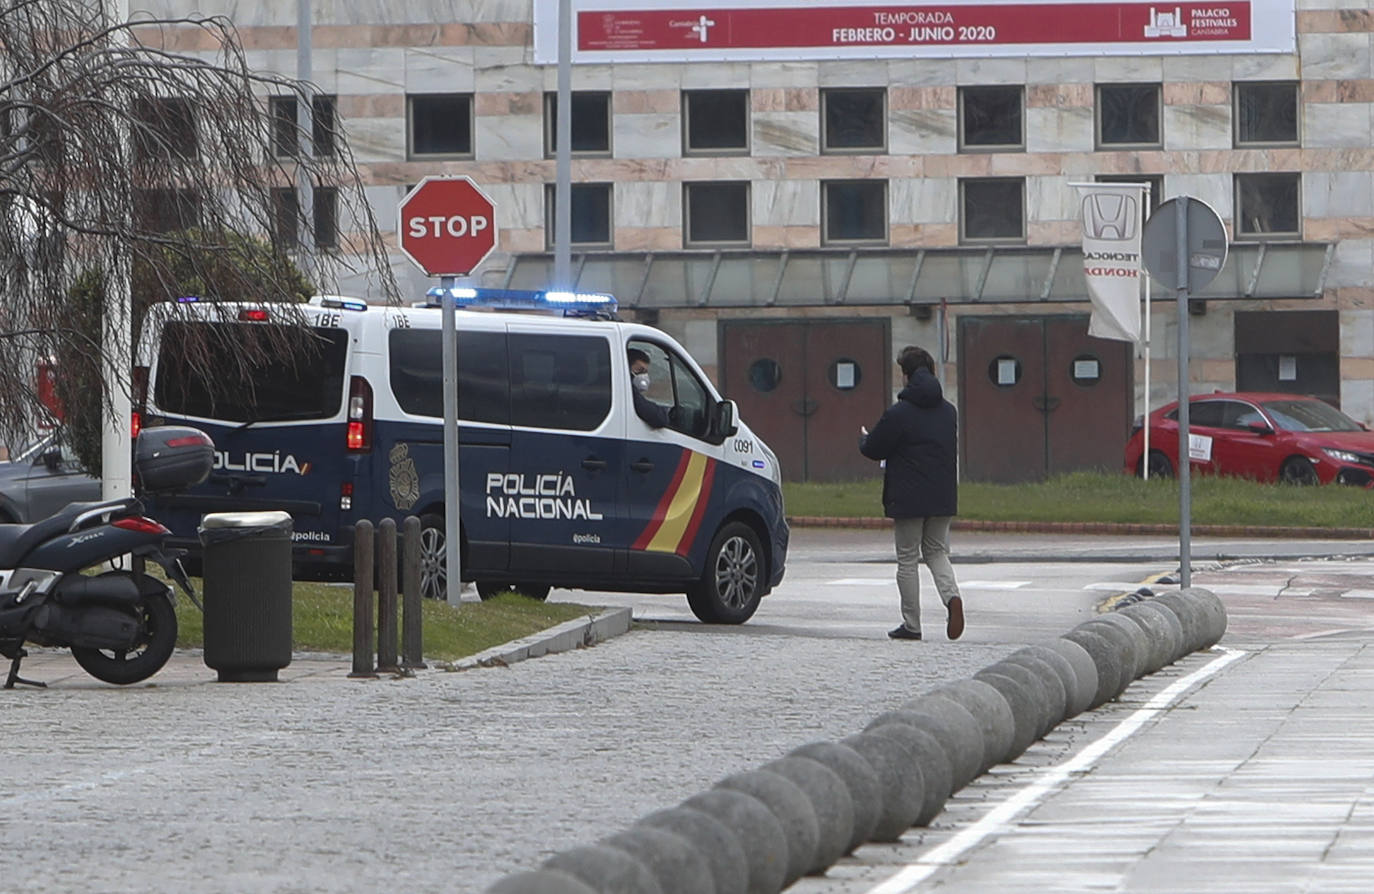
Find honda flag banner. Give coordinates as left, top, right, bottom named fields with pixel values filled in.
left=1076, top=183, right=1146, bottom=343
left=534, top=0, right=1295, bottom=63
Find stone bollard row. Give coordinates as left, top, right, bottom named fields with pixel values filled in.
left=482, top=587, right=1227, bottom=894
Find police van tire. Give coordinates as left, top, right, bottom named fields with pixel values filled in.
left=688, top=521, right=764, bottom=625
left=476, top=581, right=551, bottom=602
left=417, top=513, right=448, bottom=601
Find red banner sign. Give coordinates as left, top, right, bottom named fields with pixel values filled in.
left=579, top=3, right=1252, bottom=51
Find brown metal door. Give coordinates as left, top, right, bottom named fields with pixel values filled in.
left=960, top=315, right=1133, bottom=482
left=959, top=317, right=1049, bottom=483
left=721, top=320, right=889, bottom=481
left=721, top=322, right=807, bottom=481
left=805, top=320, right=890, bottom=481
left=1044, top=317, right=1133, bottom=475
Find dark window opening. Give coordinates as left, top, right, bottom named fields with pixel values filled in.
left=545, top=183, right=613, bottom=247
left=959, top=86, right=1023, bottom=151
left=409, top=94, right=474, bottom=157
left=314, top=186, right=338, bottom=249
left=312, top=95, right=337, bottom=157
left=822, top=88, right=886, bottom=153
left=1235, top=82, right=1299, bottom=146
left=683, top=90, right=749, bottom=154
left=135, top=188, right=201, bottom=234
left=1097, top=84, right=1161, bottom=147
left=545, top=92, right=612, bottom=155
left=961, top=178, right=1025, bottom=243
left=823, top=180, right=887, bottom=244
left=510, top=333, right=611, bottom=431
left=684, top=182, right=749, bottom=246
left=133, top=97, right=197, bottom=161
left=272, top=187, right=298, bottom=248
left=1235, top=172, right=1300, bottom=238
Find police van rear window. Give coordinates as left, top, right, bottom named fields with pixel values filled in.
left=153, top=321, right=348, bottom=423
left=389, top=329, right=509, bottom=424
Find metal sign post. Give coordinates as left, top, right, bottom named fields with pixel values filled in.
left=397, top=177, right=498, bottom=606
left=1142, top=195, right=1228, bottom=590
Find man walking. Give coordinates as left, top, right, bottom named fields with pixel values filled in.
left=858, top=345, right=964, bottom=641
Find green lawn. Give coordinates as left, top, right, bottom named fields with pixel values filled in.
left=783, top=470, right=1374, bottom=529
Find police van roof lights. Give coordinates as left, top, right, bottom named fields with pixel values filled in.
left=424, top=287, right=618, bottom=318
left=314, top=296, right=369, bottom=312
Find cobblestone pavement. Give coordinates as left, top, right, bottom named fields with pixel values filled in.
left=3, top=631, right=1012, bottom=893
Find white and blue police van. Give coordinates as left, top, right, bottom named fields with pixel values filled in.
left=135, top=288, right=788, bottom=623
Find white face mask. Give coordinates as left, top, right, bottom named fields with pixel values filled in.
left=632, top=373, right=650, bottom=393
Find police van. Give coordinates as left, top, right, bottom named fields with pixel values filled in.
left=135, top=288, right=788, bottom=624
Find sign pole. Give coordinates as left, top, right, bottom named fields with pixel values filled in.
left=554, top=0, right=572, bottom=288
left=1174, top=196, right=1191, bottom=589
left=440, top=276, right=461, bottom=606
left=1141, top=184, right=1151, bottom=480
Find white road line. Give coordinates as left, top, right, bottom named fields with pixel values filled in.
left=864, top=646, right=1248, bottom=894
left=956, top=580, right=1031, bottom=590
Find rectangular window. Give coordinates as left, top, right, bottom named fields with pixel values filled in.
left=822, top=88, right=886, bottom=153
left=271, top=187, right=298, bottom=248
left=683, top=90, right=749, bottom=155
left=312, top=95, right=337, bottom=157
left=1235, top=82, right=1299, bottom=146
left=545, top=183, right=613, bottom=247
left=153, top=322, right=347, bottom=422
left=133, top=97, right=197, bottom=160
left=313, top=186, right=338, bottom=249
left=509, top=333, right=611, bottom=431
left=684, top=182, right=750, bottom=246
left=1097, top=83, right=1161, bottom=148
left=1095, top=174, right=1164, bottom=215
left=135, top=188, right=201, bottom=234
left=822, top=180, right=888, bottom=244
left=1235, top=172, right=1301, bottom=238
left=959, top=86, right=1023, bottom=151
left=388, top=329, right=510, bottom=424
left=408, top=93, right=474, bottom=158
left=269, top=96, right=298, bottom=158
left=960, top=178, right=1025, bottom=243
left=544, top=91, right=612, bottom=156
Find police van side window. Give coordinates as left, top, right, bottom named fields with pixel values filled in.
left=627, top=339, right=711, bottom=440
left=388, top=329, right=509, bottom=424
left=510, top=333, right=610, bottom=431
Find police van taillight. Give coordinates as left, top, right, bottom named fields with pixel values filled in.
left=346, top=376, right=372, bottom=453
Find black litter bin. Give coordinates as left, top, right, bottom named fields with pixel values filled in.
left=199, top=511, right=293, bottom=682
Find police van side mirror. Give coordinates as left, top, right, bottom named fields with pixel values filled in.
left=715, top=399, right=739, bottom=439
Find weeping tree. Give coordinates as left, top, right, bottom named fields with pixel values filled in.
left=1, top=0, right=400, bottom=472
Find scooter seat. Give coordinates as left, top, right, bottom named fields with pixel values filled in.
left=0, top=500, right=138, bottom=570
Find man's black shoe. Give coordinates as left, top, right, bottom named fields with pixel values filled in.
left=888, top=626, right=922, bottom=640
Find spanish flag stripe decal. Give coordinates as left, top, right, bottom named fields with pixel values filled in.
left=676, top=457, right=717, bottom=556
left=645, top=452, right=710, bottom=553
left=631, top=448, right=692, bottom=551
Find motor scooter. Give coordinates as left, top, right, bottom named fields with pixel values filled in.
left=0, top=426, right=213, bottom=687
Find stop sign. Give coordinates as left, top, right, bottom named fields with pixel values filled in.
left=397, top=175, right=498, bottom=276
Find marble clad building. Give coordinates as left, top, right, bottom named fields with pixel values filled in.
left=144, top=0, right=1373, bottom=482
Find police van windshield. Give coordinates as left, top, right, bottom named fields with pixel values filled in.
left=153, top=321, right=348, bottom=423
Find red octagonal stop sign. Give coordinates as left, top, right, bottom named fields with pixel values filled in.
left=397, top=175, right=498, bottom=277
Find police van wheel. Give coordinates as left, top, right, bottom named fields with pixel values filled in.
left=687, top=521, right=763, bottom=625
left=417, top=513, right=448, bottom=600
left=476, top=581, right=551, bottom=602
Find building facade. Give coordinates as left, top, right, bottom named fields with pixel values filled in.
left=151, top=0, right=1371, bottom=482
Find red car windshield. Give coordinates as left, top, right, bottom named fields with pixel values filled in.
left=1261, top=399, right=1362, bottom=433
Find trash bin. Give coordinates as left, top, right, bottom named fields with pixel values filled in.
left=199, top=511, right=294, bottom=682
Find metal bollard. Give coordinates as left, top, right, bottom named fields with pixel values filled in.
left=349, top=519, right=377, bottom=678
left=376, top=518, right=399, bottom=673
left=401, top=515, right=426, bottom=670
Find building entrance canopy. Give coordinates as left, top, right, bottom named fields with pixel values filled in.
left=503, top=243, right=1333, bottom=310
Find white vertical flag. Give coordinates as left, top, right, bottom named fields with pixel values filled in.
left=1075, top=184, right=1145, bottom=342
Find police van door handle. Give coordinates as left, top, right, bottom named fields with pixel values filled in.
left=582, top=456, right=607, bottom=471
left=630, top=459, right=654, bottom=474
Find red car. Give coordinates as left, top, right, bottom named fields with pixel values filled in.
left=1123, top=392, right=1374, bottom=486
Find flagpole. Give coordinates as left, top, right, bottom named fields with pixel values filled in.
left=1142, top=184, right=1152, bottom=481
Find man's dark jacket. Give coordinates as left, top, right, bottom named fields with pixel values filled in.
left=858, top=368, right=958, bottom=518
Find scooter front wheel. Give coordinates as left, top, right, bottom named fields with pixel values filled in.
left=71, top=586, right=178, bottom=685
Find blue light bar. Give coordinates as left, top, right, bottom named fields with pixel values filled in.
left=424, top=287, right=618, bottom=318
left=175, top=295, right=201, bottom=303
left=317, top=297, right=369, bottom=312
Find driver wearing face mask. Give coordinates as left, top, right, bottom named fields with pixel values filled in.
left=627, top=347, right=670, bottom=429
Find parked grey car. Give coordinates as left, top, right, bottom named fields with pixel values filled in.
left=0, top=433, right=101, bottom=523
